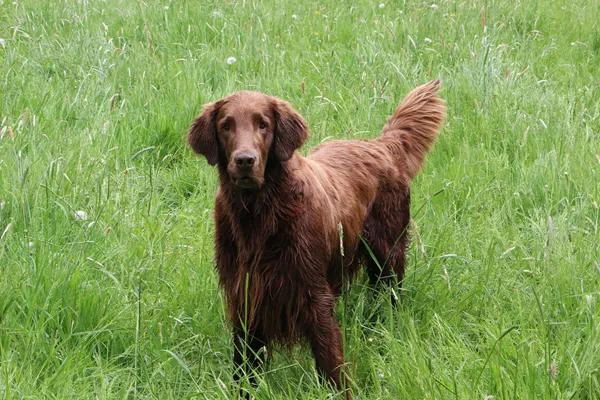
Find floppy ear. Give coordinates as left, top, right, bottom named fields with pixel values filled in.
left=188, top=100, right=223, bottom=166
left=272, top=98, right=308, bottom=161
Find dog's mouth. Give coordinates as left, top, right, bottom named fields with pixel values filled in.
left=233, top=176, right=259, bottom=190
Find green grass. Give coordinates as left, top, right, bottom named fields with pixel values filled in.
left=1, top=0, right=599, bottom=398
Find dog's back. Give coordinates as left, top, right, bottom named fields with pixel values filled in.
left=303, top=80, right=446, bottom=294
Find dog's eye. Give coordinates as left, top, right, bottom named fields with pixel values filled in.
left=259, top=122, right=268, bottom=130
left=222, top=122, right=230, bottom=131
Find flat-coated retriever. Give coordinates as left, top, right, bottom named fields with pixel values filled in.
left=188, top=80, right=446, bottom=398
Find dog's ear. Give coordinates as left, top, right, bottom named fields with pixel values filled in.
left=188, top=100, right=223, bottom=166
left=271, top=98, right=308, bottom=161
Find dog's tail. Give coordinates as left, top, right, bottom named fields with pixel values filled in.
left=378, top=79, right=446, bottom=180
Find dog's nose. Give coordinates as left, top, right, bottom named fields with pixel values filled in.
left=234, top=153, right=256, bottom=168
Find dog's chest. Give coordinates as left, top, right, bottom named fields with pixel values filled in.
left=229, top=224, right=314, bottom=342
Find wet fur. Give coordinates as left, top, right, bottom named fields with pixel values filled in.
left=188, top=80, right=446, bottom=398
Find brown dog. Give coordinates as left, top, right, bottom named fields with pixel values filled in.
left=188, top=80, right=445, bottom=398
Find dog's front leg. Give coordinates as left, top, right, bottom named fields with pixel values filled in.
left=233, top=325, right=266, bottom=399
left=306, top=291, right=352, bottom=400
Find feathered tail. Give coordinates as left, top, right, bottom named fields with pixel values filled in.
left=379, top=79, right=446, bottom=179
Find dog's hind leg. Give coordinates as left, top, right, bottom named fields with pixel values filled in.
left=361, top=187, right=410, bottom=305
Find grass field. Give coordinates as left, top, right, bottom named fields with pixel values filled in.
left=1, top=0, right=599, bottom=398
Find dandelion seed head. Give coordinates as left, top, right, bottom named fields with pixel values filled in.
left=226, top=56, right=237, bottom=65
left=74, top=211, right=88, bottom=221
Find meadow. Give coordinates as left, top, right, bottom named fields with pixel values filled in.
left=1, top=0, right=599, bottom=398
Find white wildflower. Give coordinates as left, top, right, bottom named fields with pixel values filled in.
left=74, top=211, right=88, bottom=221
left=424, top=37, right=432, bottom=43
left=164, top=6, right=169, bottom=10
left=291, top=14, right=297, bottom=19
left=431, top=4, right=439, bottom=9
left=379, top=3, right=385, bottom=8
left=226, top=57, right=237, bottom=65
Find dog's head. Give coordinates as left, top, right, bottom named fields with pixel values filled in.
left=188, top=91, right=308, bottom=190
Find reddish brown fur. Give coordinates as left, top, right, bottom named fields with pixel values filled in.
left=188, top=80, right=446, bottom=398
